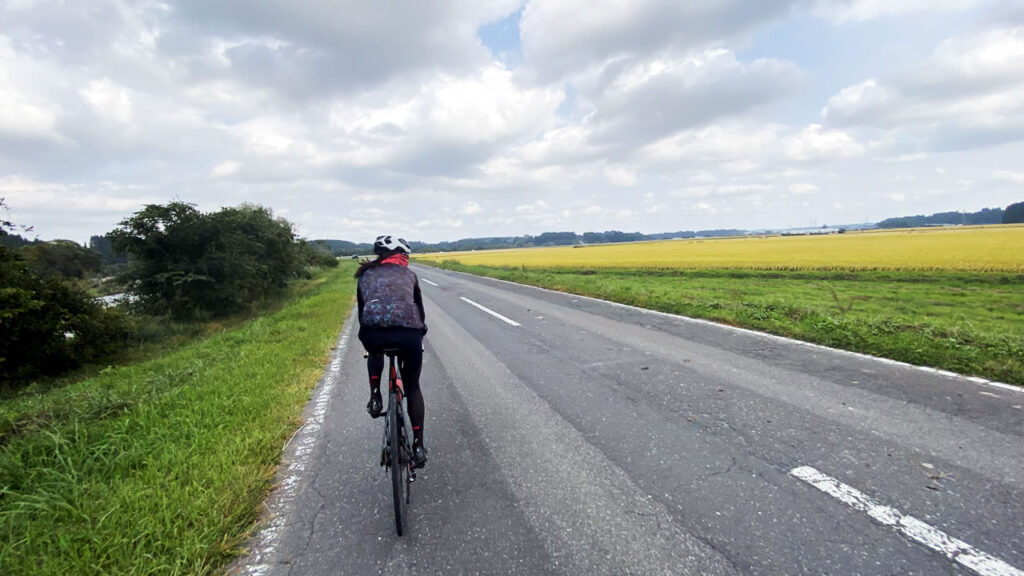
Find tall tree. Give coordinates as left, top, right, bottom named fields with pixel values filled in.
left=110, top=202, right=303, bottom=319
left=109, top=202, right=210, bottom=317
left=1003, top=202, right=1024, bottom=224
left=89, top=234, right=128, bottom=266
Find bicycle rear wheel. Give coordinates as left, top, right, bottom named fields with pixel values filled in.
left=389, top=392, right=408, bottom=536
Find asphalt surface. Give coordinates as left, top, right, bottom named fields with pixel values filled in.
left=232, top=265, right=1024, bottom=576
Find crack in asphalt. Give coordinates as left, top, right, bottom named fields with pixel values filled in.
left=695, top=455, right=738, bottom=482
left=301, top=481, right=328, bottom=555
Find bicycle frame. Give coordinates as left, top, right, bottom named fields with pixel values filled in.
left=379, top=351, right=415, bottom=535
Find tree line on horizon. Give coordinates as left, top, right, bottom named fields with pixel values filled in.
left=315, top=202, right=1024, bottom=256
left=876, top=206, right=1008, bottom=229
left=314, top=228, right=751, bottom=256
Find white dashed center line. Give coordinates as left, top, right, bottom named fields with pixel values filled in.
left=422, top=278, right=439, bottom=287
left=460, top=297, right=521, bottom=327
left=790, top=466, right=1023, bottom=576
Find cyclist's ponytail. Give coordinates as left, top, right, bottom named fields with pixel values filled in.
left=354, top=255, right=383, bottom=278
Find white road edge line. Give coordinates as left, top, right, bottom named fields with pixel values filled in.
left=235, top=314, right=355, bottom=575
left=419, top=266, right=1021, bottom=396
left=422, top=278, right=439, bottom=287
left=460, top=296, right=521, bottom=327
left=789, top=466, right=1024, bottom=576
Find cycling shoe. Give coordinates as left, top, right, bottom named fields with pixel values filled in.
left=412, top=443, right=428, bottom=468
left=366, top=394, right=383, bottom=418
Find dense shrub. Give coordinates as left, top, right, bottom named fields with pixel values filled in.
left=0, top=246, right=129, bottom=387
left=298, top=240, right=340, bottom=269
left=109, top=202, right=306, bottom=320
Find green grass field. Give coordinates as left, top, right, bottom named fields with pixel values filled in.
left=0, top=263, right=356, bottom=575
left=431, top=263, right=1024, bottom=386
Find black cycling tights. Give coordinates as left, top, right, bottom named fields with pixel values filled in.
left=361, top=327, right=424, bottom=443
left=366, top=349, right=423, bottom=434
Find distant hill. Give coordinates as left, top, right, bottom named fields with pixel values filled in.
left=311, top=239, right=373, bottom=256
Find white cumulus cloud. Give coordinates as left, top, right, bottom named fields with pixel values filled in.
left=993, top=170, right=1024, bottom=184
left=823, top=26, right=1024, bottom=152
left=784, top=124, right=865, bottom=161
left=813, top=0, right=986, bottom=23
left=789, top=182, right=820, bottom=194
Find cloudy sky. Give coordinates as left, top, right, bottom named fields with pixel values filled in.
left=2, top=0, right=1023, bottom=243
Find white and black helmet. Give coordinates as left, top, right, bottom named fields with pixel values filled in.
left=373, top=234, right=411, bottom=255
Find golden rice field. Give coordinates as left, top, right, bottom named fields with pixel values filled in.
left=417, top=224, right=1024, bottom=272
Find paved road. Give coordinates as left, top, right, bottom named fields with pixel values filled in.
left=233, top=265, right=1024, bottom=576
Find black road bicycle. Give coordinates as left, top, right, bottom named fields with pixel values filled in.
left=378, top=349, right=416, bottom=536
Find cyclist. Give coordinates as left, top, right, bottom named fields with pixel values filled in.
left=355, top=234, right=428, bottom=468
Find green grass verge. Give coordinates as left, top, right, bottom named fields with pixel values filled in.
left=429, top=262, right=1024, bottom=386
left=0, top=263, right=357, bottom=575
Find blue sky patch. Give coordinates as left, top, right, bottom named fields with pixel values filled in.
left=478, top=8, right=523, bottom=68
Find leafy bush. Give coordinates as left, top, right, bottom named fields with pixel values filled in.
left=1, top=247, right=130, bottom=387
left=110, top=202, right=305, bottom=320
left=298, top=240, right=339, bottom=269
